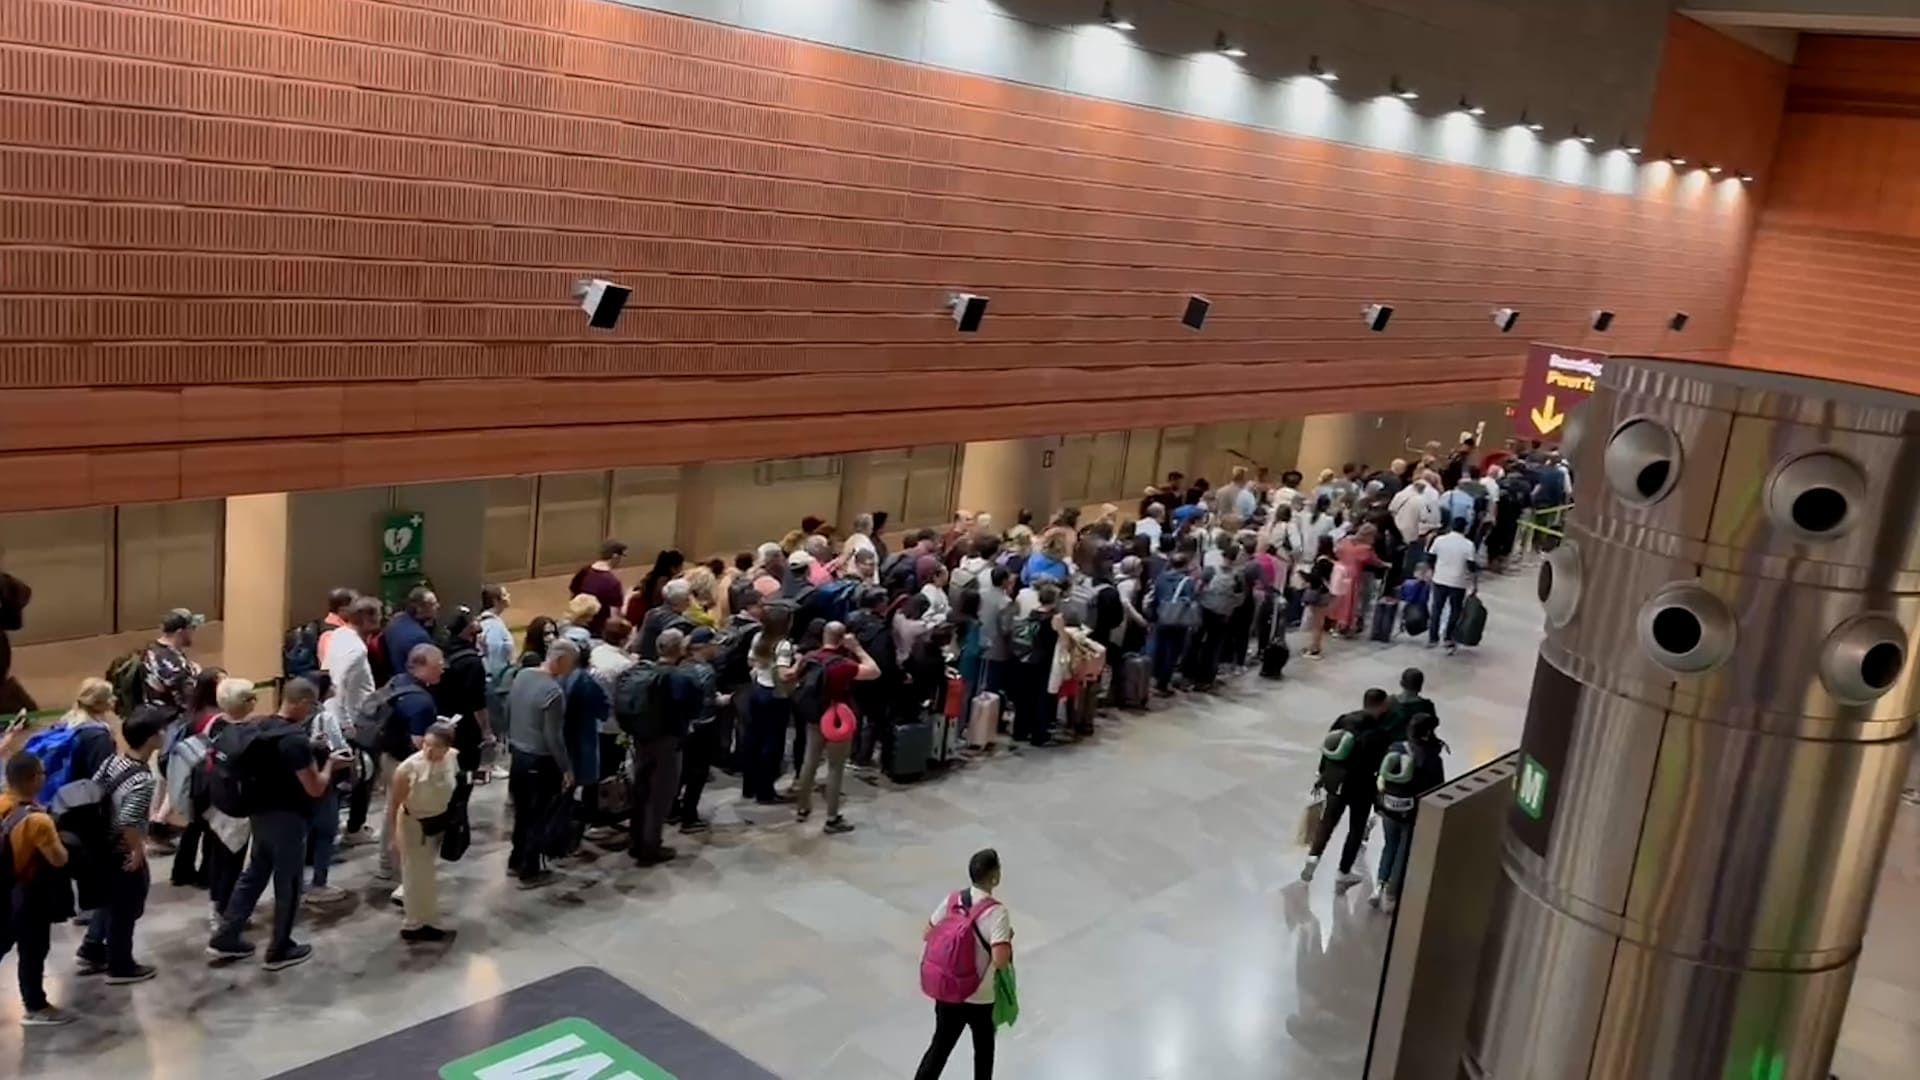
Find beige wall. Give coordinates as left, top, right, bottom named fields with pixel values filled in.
left=956, top=439, right=1055, bottom=531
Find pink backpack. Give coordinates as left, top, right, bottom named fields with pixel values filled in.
left=920, top=890, right=999, bottom=1002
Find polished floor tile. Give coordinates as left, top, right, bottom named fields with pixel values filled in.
left=1, top=568, right=1914, bottom=1078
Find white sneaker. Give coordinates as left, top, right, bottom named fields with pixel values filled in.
left=1901, top=786, right=1920, bottom=807
left=1335, top=870, right=1365, bottom=888
left=389, top=885, right=405, bottom=907
left=303, top=885, right=348, bottom=907
left=1300, top=856, right=1319, bottom=882
left=1381, top=894, right=1398, bottom=914
left=1368, top=893, right=1382, bottom=908
left=338, top=827, right=374, bottom=848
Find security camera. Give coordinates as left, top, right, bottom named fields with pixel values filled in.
left=948, top=293, right=989, bottom=333
left=1669, top=311, right=1690, bottom=332
left=1363, top=304, right=1394, bottom=332
left=573, top=278, right=630, bottom=330
left=1591, top=309, right=1615, bottom=333
left=1492, top=307, right=1520, bottom=333
left=1182, top=295, right=1211, bottom=331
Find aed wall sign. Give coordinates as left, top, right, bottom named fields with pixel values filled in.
left=1514, top=343, right=1606, bottom=441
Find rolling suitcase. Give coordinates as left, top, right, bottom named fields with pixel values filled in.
left=928, top=709, right=956, bottom=766
left=1115, top=654, right=1151, bottom=710
left=1260, top=638, right=1289, bottom=679
left=889, top=718, right=935, bottom=781
left=1069, top=680, right=1098, bottom=736
left=967, top=693, right=1001, bottom=750
left=1370, top=598, right=1397, bottom=643
left=943, top=674, right=966, bottom=721
left=1455, top=592, right=1488, bottom=646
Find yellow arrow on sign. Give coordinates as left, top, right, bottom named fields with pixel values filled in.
left=1530, top=394, right=1565, bottom=434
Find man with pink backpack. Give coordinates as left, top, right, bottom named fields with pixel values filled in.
left=915, top=848, right=1015, bottom=1079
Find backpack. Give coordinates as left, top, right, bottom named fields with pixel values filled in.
left=881, top=551, right=918, bottom=596
left=1, top=804, right=74, bottom=944
left=812, top=579, right=861, bottom=624
left=1200, top=569, right=1241, bottom=616
left=920, top=890, right=1001, bottom=1003
left=352, top=683, right=427, bottom=759
left=848, top=611, right=896, bottom=677
left=1317, top=720, right=1360, bottom=791
left=283, top=619, right=326, bottom=683
left=714, top=623, right=761, bottom=690
left=1061, top=578, right=1096, bottom=624
left=206, top=722, right=303, bottom=818
left=1009, top=612, right=1046, bottom=663
left=105, top=650, right=147, bottom=711
left=50, top=764, right=145, bottom=868
left=165, top=720, right=215, bottom=824
left=21, top=724, right=116, bottom=805
left=612, top=660, right=669, bottom=739
left=788, top=654, right=830, bottom=730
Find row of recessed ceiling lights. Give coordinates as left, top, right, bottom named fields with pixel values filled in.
left=1096, top=2, right=1756, bottom=183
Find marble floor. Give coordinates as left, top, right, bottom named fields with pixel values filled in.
left=1, top=569, right=1915, bottom=1079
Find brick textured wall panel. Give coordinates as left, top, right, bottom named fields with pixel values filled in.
left=0, top=0, right=1752, bottom=509
left=1732, top=36, right=1920, bottom=386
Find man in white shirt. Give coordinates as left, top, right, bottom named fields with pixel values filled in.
left=325, top=597, right=382, bottom=842
left=915, top=848, right=1015, bottom=1079
left=1135, top=504, right=1165, bottom=549
left=1425, top=520, right=1479, bottom=654
left=1389, top=479, right=1428, bottom=546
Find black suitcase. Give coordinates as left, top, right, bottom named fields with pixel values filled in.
left=1260, top=638, right=1289, bottom=679
left=889, top=718, right=935, bottom=781
left=1370, top=599, right=1397, bottom=643
left=1455, top=593, right=1488, bottom=646
left=1115, top=654, right=1151, bottom=709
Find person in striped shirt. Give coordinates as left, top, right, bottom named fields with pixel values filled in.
left=74, top=708, right=170, bottom=985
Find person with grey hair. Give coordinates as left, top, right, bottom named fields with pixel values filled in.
left=505, top=639, right=578, bottom=887
left=628, top=628, right=701, bottom=866
left=386, top=719, right=461, bottom=942
left=207, top=677, right=352, bottom=972
left=751, top=541, right=787, bottom=599
left=636, top=577, right=695, bottom=661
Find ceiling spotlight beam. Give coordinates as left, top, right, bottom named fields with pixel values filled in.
left=1308, top=55, right=1338, bottom=82
left=1519, top=109, right=1545, bottom=132
left=1099, top=1, right=1133, bottom=32
left=1214, top=31, right=1246, bottom=58
left=1390, top=76, right=1418, bottom=100
left=1457, top=95, right=1486, bottom=117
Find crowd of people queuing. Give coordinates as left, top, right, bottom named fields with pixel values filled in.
left=0, top=434, right=1567, bottom=1066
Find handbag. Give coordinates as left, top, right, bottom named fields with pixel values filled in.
left=1294, top=791, right=1326, bottom=847
left=1156, top=578, right=1201, bottom=629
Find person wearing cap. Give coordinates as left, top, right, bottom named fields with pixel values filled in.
left=671, top=627, right=726, bottom=833
left=143, top=608, right=204, bottom=711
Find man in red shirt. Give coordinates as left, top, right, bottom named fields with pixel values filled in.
left=794, top=622, right=880, bottom=835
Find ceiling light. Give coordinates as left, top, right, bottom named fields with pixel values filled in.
left=1390, top=77, right=1418, bottom=100
left=1707, top=163, right=1724, bottom=175
left=1100, top=1, right=1133, bottom=31
left=1739, top=173, right=1755, bottom=183
left=1667, top=154, right=1687, bottom=165
left=1458, top=96, right=1487, bottom=117
left=1573, top=127, right=1596, bottom=145
left=1214, top=31, right=1245, bottom=58
left=1519, top=110, right=1544, bottom=132
left=1621, top=140, right=1642, bottom=156
left=1308, top=55, right=1338, bottom=82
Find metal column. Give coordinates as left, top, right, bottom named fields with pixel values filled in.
left=1463, top=359, right=1919, bottom=1079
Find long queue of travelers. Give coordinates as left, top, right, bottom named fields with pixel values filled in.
left=0, top=435, right=1569, bottom=1040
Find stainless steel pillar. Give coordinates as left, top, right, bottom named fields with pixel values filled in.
left=1463, top=359, right=1919, bottom=1079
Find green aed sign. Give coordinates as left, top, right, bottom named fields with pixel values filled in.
left=381, top=511, right=425, bottom=578
left=1516, top=754, right=1549, bottom=820
left=440, top=1018, right=678, bottom=1080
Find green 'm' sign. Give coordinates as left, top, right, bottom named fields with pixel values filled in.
left=380, top=511, right=425, bottom=579
left=439, top=1017, right=677, bottom=1080
left=1516, top=754, right=1549, bottom=821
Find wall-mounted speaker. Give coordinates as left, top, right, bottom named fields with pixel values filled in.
left=573, top=278, right=630, bottom=330
left=1364, top=304, right=1394, bottom=332
left=948, top=293, right=989, bottom=333
left=1669, top=311, right=1690, bottom=332
left=1492, top=307, right=1520, bottom=333
left=1182, top=295, right=1211, bottom=331
left=1591, top=309, right=1615, bottom=333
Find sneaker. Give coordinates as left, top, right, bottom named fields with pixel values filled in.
left=1369, top=893, right=1382, bottom=908
left=490, top=764, right=511, bottom=781
left=795, top=808, right=811, bottom=823
left=106, top=964, right=158, bottom=985
left=1335, top=870, right=1365, bottom=888
left=263, top=943, right=312, bottom=971
left=679, top=817, right=710, bottom=834
left=516, top=870, right=556, bottom=890
left=338, top=827, right=374, bottom=848
left=206, top=939, right=256, bottom=961
left=1381, top=894, right=1398, bottom=915
left=401, top=925, right=454, bottom=944
left=1446, top=643, right=1457, bottom=655
left=372, top=866, right=396, bottom=882
left=1901, top=786, right=1919, bottom=807
left=21, top=1006, right=74, bottom=1027
left=1424, top=640, right=1437, bottom=649
left=1305, top=650, right=1323, bottom=661
left=303, top=884, right=348, bottom=906
left=1300, top=856, right=1319, bottom=882
left=631, top=848, right=677, bottom=868
left=390, top=886, right=405, bottom=908
left=664, top=810, right=682, bottom=827
left=823, top=816, right=855, bottom=835
left=582, top=825, right=618, bottom=843
left=75, top=947, right=108, bottom=976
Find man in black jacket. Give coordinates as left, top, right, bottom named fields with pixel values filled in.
left=1302, top=688, right=1395, bottom=887
left=1387, top=667, right=1439, bottom=743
